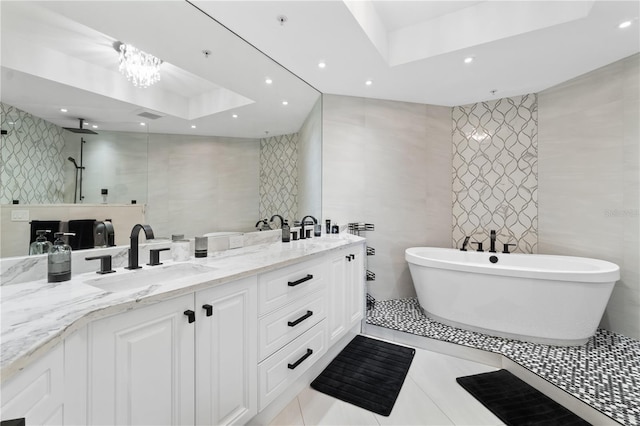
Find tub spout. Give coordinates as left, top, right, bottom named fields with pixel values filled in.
left=489, top=230, right=497, bottom=253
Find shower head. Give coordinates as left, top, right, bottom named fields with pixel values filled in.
left=68, top=157, right=79, bottom=168
left=63, top=118, right=98, bottom=135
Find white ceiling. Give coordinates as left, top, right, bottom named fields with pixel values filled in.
left=1, top=1, right=319, bottom=138
left=1, top=1, right=638, bottom=138
left=198, top=0, right=640, bottom=106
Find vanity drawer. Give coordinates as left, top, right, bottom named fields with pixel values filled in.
left=258, top=320, right=327, bottom=410
left=259, top=288, right=326, bottom=361
left=258, top=258, right=325, bottom=314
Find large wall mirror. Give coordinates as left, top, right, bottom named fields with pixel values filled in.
left=0, top=1, right=322, bottom=257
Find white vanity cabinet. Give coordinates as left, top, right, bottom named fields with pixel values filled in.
left=1, top=238, right=366, bottom=426
left=87, top=276, right=257, bottom=426
left=195, top=277, right=257, bottom=425
left=257, top=257, right=329, bottom=410
left=328, top=246, right=365, bottom=346
left=1, top=343, right=65, bottom=425
left=88, top=293, right=196, bottom=426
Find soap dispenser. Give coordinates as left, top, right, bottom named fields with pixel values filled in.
left=282, top=220, right=290, bottom=242
left=48, top=232, right=74, bottom=282
left=30, top=230, right=53, bottom=255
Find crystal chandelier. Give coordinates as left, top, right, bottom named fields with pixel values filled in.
left=115, top=42, right=162, bottom=88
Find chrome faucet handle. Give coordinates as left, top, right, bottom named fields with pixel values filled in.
left=503, top=243, right=517, bottom=254
left=471, top=241, right=484, bottom=252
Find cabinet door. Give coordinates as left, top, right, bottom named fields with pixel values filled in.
left=195, top=276, right=257, bottom=426
left=327, top=251, right=348, bottom=346
left=328, top=245, right=366, bottom=346
left=88, top=294, right=195, bottom=426
left=1, top=343, right=64, bottom=425
left=347, top=245, right=365, bottom=327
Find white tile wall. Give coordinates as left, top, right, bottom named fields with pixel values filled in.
left=146, top=133, right=260, bottom=239
left=297, top=98, right=322, bottom=220
left=62, top=130, right=149, bottom=204
left=538, top=53, right=639, bottom=339
left=322, top=95, right=452, bottom=301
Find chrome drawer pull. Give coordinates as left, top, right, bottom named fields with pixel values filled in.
left=288, top=348, right=313, bottom=370
left=288, top=274, right=313, bottom=287
left=288, top=310, right=313, bottom=327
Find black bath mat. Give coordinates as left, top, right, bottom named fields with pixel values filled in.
left=310, top=335, right=415, bottom=416
left=457, top=369, right=591, bottom=426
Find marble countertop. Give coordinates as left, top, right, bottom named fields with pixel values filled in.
left=1, top=234, right=365, bottom=381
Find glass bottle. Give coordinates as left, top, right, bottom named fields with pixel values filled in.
left=282, top=220, right=290, bottom=242
left=48, top=232, right=73, bottom=282
left=29, top=230, right=52, bottom=255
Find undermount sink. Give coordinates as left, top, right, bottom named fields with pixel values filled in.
left=85, top=263, right=217, bottom=293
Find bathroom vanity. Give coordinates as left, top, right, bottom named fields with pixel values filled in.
left=0, top=234, right=365, bottom=425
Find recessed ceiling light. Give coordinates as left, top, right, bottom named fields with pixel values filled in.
left=140, top=122, right=146, bottom=126
left=282, top=100, right=289, bottom=106
left=265, top=78, right=273, bottom=84
left=365, top=80, right=373, bottom=86
left=191, top=125, right=196, bottom=129
left=318, top=61, right=326, bottom=69
left=464, top=56, right=474, bottom=64
left=618, top=20, right=632, bottom=29
left=232, top=114, right=238, bottom=118
left=60, top=108, right=68, bottom=113
left=92, top=125, right=98, bottom=129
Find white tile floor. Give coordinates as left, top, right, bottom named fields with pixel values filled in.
left=268, top=337, right=505, bottom=426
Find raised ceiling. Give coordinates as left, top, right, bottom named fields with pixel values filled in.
left=0, top=1, right=319, bottom=138
left=197, top=0, right=640, bottom=106
left=1, top=1, right=638, bottom=138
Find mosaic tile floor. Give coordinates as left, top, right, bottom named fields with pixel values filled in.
left=366, top=298, right=640, bottom=426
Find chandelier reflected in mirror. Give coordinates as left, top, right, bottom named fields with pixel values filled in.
left=114, top=41, right=162, bottom=88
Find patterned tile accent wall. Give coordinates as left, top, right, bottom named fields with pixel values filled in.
left=452, top=94, right=538, bottom=253
left=1, top=103, right=66, bottom=204
left=259, top=133, right=298, bottom=223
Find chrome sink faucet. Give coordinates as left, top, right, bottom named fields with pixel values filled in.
left=126, top=224, right=154, bottom=270
left=299, top=215, right=317, bottom=239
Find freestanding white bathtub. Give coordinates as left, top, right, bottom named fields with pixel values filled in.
left=406, top=247, right=620, bottom=346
